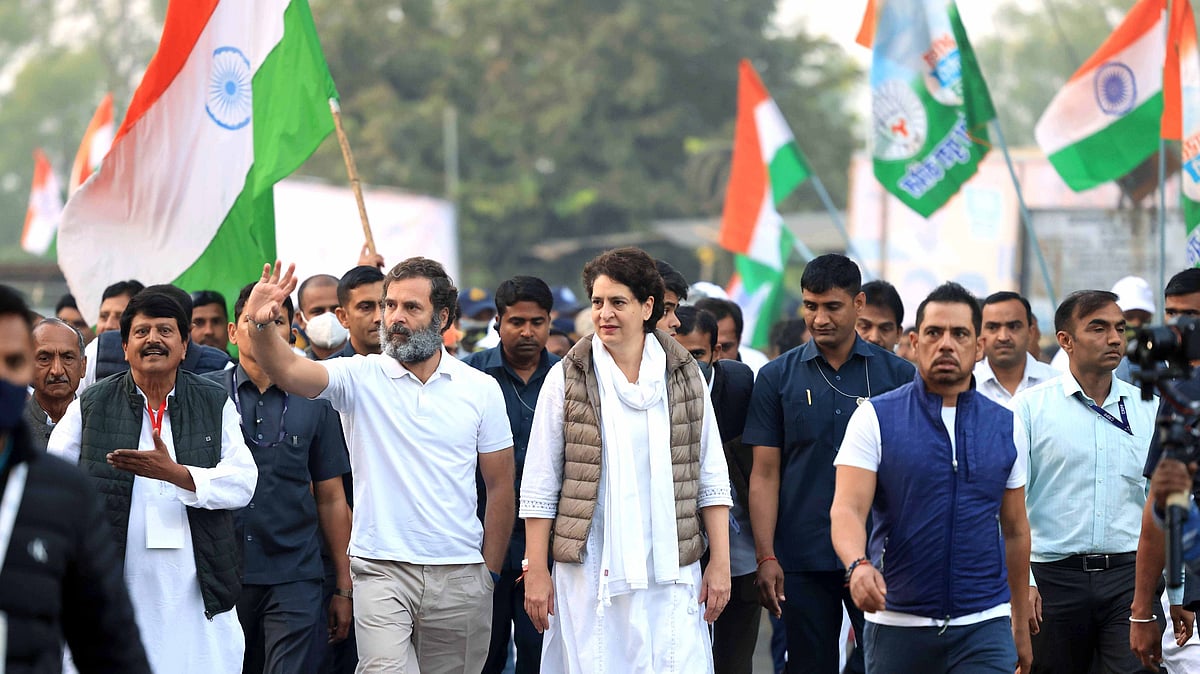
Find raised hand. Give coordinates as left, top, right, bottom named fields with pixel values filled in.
left=244, top=261, right=299, bottom=329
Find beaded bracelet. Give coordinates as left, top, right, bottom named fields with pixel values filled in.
left=843, top=556, right=871, bottom=586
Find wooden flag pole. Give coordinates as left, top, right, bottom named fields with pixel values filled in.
left=329, top=98, right=376, bottom=256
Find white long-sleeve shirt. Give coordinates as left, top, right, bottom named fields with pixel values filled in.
left=49, top=389, right=257, bottom=674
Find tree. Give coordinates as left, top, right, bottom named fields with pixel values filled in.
left=0, top=0, right=164, bottom=262
left=308, top=0, right=862, bottom=289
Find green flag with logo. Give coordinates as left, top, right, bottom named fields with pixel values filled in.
left=868, top=0, right=996, bottom=217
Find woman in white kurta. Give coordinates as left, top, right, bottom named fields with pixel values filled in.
left=520, top=248, right=732, bottom=674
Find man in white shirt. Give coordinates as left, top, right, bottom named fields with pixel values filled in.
left=241, top=258, right=516, bottom=673
left=48, top=286, right=259, bottom=674
left=973, top=292, right=1058, bottom=405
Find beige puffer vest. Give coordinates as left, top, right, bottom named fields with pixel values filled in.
left=552, top=330, right=708, bottom=565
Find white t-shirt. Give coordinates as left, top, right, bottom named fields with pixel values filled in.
left=834, top=400, right=1026, bottom=627
left=835, top=402, right=1027, bottom=489
left=319, top=351, right=513, bottom=564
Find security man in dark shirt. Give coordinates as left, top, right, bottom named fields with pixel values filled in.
left=462, top=276, right=560, bottom=674
left=745, top=255, right=915, bottom=673
left=207, top=283, right=353, bottom=674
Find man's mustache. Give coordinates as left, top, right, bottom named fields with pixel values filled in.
left=140, top=344, right=168, bottom=356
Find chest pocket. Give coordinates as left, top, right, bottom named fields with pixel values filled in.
left=781, top=384, right=834, bottom=458
left=271, top=435, right=313, bottom=484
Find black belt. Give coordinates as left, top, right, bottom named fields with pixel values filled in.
left=1037, top=552, right=1137, bottom=572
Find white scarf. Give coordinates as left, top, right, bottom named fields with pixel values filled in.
left=591, top=334, right=680, bottom=609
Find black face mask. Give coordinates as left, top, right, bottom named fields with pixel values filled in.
left=0, top=379, right=27, bottom=432
left=696, top=359, right=713, bottom=384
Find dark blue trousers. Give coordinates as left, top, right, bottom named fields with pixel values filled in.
left=239, top=579, right=323, bottom=674
left=781, top=571, right=865, bottom=674
left=481, top=566, right=543, bottom=674
left=863, top=616, right=1016, bottom=673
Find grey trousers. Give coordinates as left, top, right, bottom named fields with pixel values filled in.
left=350, top=557, right=493, bottom=674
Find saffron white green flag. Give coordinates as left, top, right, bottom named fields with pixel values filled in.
left=1035, top=0, right=1165, bottom=192
left=719, top=59, right=810, bottom=350
left=21, top=149, right=63, bottom=256
left=59, top=0, right=337, bottom=320
left=1165, top=0, right=1200, bottom=264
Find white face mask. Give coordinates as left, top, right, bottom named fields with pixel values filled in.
left=305, top=312, right=349, bottom=350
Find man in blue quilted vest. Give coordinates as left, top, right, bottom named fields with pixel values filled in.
left=831, top=281, right=1032, bottom=673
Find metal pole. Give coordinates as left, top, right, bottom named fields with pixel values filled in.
left=807, top=173, right=874, bottom=280
left=990, top=118, right=1058, bottom=306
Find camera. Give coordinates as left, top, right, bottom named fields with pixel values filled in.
left=1128, top=317, right=1200, bottom=586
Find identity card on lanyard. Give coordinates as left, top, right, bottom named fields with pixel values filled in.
left=145, top=400, right=185, bottom=549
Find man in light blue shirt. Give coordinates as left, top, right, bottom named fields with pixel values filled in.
left=1011, top=290, right=1159, bottom=674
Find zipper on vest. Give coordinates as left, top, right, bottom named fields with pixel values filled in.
left=878, top=536, right=888, bottom=573
left=944, top=450, right=959, bottom=617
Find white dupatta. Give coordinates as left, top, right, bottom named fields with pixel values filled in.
left=590, top=334, right=681, bottom=610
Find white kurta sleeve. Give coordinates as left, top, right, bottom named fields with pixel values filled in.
left=519, top=362, right=566, bottom=520
left=46, top=398, right=84, bottom=464
left=697, top=391, right=733, bottom=509
left=177, top=399, right=258, bottom=510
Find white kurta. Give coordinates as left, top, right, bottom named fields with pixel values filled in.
left=49, top=389, right=258, bottom=674
left=520, top=362, right=732, bottom=674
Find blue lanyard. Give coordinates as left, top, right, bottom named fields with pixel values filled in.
left=1073, top=392, right=1132, bottom=436
left=232, top=382, right=289, bottom=447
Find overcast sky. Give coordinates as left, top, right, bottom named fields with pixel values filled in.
left=776, top=1, right=1019, bottom=58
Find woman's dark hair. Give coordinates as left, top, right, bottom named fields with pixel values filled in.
left=582, top=247, right=665, bottom=333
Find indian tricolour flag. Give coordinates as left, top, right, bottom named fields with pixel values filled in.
left=1035, top=0, right=1165, bottom=193
left=719, top=59, right=810, bottom=350
left=21, top=149, right=63, bottom=256
left=59, top=0, right=337, bottom=320
left=68, top=93, right=114, bottom=195
left=1165, top=0, right=1200, bottom=265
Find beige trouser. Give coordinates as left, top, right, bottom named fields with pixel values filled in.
left=351, top=557, right=494, bottom=674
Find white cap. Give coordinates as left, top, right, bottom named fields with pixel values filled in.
left=1110, top=275, right=1155, bottom=315
left=686, top=281, right=729, bottom=303
left=305, top=312, right=348, bottom=350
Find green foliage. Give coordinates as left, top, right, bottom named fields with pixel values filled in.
left=307, top=0, right=862, bottom=289
left=0, top=0, right=862, bottom=294
left=0, top=0, right=162, bottom=262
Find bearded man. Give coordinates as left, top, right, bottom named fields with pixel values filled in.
left=241, top=258, right=515, bottom=673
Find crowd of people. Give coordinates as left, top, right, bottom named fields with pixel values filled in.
left=0, top=246, right=1198, bottom=674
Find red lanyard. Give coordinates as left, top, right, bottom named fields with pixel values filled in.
left=147, top=400, right=167, bottom=436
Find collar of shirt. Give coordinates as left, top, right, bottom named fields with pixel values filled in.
left=1058, top=370, right=1124, bottom=407
left=473, top=346, right=558, bottom=385
left=233, top=364, right=282, bottom=395
left=378, top=348, right=460, bottom=383
left=797, top=334, right=876, bottom=366
left=976, top=353, right=1056, bottom=387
